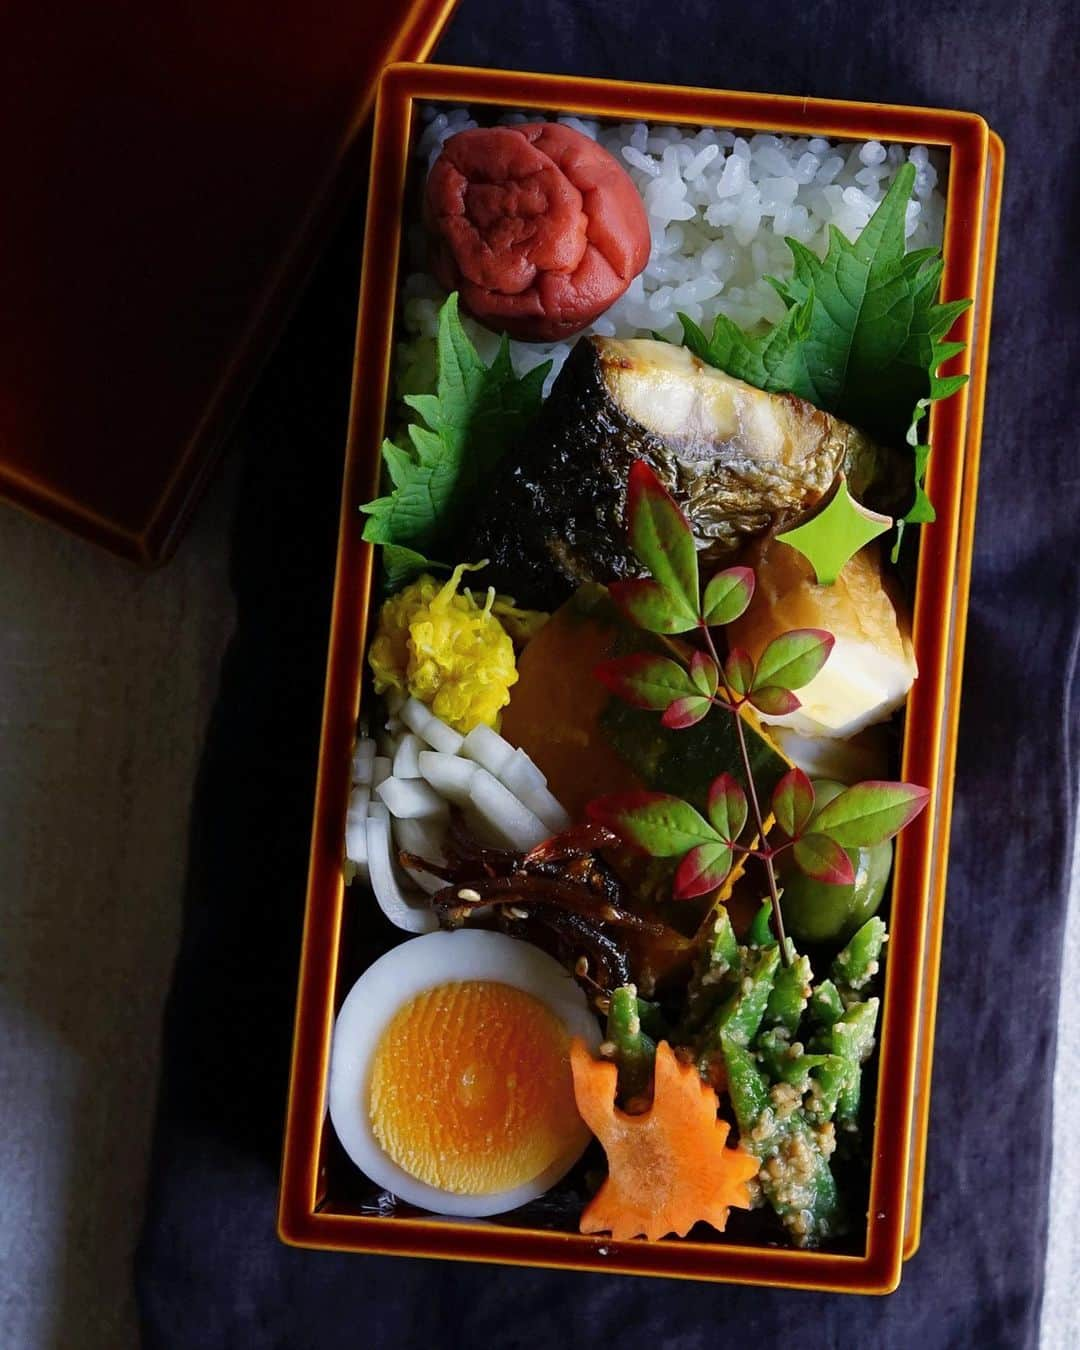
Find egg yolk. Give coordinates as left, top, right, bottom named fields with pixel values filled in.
left=367, top=980, right=583, bottom=1196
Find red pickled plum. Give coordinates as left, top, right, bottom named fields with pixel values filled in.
left=424, top=123, right=650, bottom=342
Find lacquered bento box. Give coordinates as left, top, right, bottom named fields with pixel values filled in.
left=278, top=60, right=1004, bottom=1294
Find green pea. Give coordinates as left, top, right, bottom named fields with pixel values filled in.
left=779, top=779, right=892, bottom=945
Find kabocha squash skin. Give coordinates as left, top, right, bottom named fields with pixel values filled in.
left=472, top=337, right=906, bottom=610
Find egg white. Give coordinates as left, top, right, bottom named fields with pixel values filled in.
left=328, top=929, right=602, bottom=1217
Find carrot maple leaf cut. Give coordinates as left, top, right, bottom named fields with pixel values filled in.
left=570, top=1038, right=759, bottom=1242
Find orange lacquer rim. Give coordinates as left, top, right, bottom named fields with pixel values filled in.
left=278, top=62, right=1001, bottom=1294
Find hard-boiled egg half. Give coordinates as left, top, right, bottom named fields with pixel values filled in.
left=329, top=929, right=601, bottom=1217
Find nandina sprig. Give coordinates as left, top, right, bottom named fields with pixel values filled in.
left=588, top=768, right=927, bottom=897
left=588, top=461, right=930, bottom=962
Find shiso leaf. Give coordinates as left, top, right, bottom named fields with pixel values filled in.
left=677, top=163, right=972, bottom=554
left=361, top=293, right=550, bottom=589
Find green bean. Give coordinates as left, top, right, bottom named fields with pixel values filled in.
left=681, top=906, right=740, bottom=1036
left=634, top=995, right=670, bottom=1043
left=764, top=952, right=813, bottom=1036
left=808, top=979, right=844, bottom=1030
left=831, top=998, right=880, bottom=1131
left=699, top=945, right=779, bottom=1064
left=721, top=1031, right=844, bottom=1246
left=708, top=905, right=740, bottom=971
left=832, top=916, right=887, bottom=994
left=803, top=1056, right=853, bottom=1125
left=605, top=984, right=657, bottom=1102
left=720, top=1034, right=771, bottom=1127
left=756, top=1027, right=833, bottom=1091
left=748, top=899, right=777, bottom=949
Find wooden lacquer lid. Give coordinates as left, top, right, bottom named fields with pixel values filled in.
left=0, top=0, right=459, bottom=562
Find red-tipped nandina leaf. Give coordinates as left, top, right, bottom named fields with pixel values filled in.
left=593, top=653, right=695, bottom=710
left=609, top=578, right=699, bottom=635
left=753, top=628, right=835, bottom=692
left=811, top=780, right=931, bottom=848
left=707, top=772, right=748, bottom=843
left=746, top=685, right=802, bottom=716
left=792, top=833, right=856, bottom=886
left=587, top=791, right=718, bottom=858
left=626, top=461, right=700, bottom=623
left=772, top=767, right=815, bottom=838
left=661, top=694, right=712, bottom=729
left=724, top=647, right=755, bottom=696
left=689, top=650, right=719, bottom=698
left=702, top=566, right=755, bottom=626
left=674, top=840, right=735, bottom=899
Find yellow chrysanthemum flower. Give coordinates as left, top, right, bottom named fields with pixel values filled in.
left=368, top=564, right=546, bottom=734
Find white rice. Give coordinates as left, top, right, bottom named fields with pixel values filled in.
left=398, top=108, right=947, bottom=396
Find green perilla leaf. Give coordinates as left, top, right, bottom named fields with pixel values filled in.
left=360, top=293, right=550, bottom=589
left=677, top=161, right=973, bottom=559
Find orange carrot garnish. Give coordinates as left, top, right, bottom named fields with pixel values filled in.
left=570, top=1038, right=758, bottom=1242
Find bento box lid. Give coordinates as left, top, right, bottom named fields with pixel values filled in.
left=0, top=0, right=460, bottom=563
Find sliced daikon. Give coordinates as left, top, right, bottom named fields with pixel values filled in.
left=391, top=815, right=447, bottom=866
left=367, top=813, right=438, bottom=934
left=371, top=756, right=392, bottom=789
left=344, top=804, right=370, bottom=884
left=461, top=724, right=515, bottom=778
left=423, top=716, right=463, bottom=756
left=392, top=733, right=423, bottom=779
left=350, top=738, right=376, bottom=785
left=519, top=782, right=572, bottom=834
left=418, top=751, right=477, bottom=807
left=376, top=775, right=449, bottom=820
left=400, top=697, right=464, bottom=755
left=391, top=816, right=448, bottom=896
left=500, top=747, right=547, bottom=798
left=375, top=726, right=400, bottom=759
left=468, top=768, right=549, bottom=851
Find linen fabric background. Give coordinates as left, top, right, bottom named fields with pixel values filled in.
left=136, top=0, right=1080, bottom=1345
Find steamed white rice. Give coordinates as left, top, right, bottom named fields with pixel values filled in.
left=398, top=108, right=947, bottom=396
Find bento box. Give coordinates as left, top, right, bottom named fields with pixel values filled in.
left=278, top=60, right=1003, bottom=1294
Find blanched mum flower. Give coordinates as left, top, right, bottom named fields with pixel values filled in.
left=368, top=565, right=544, bottom=733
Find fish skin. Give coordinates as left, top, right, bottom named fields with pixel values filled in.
left=472, top=338, right=905, bottom=610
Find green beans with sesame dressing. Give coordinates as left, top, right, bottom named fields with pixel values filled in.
left=681, top=906, right=740, bottom=1035
left=764, top=951, right=813, bottom=1036
left=756, top=1027, right=839, bottom=1092
left=828, top=998, right=880, bottom=1132
left=697, top=945, right=779, bottom=1070
left=808, top=979, right=845, bottom=1030
left=604, top=985, right=658, bottom=1102
left=832, top=916, right=887, bottom=994
left=747, top=899, right=776, bottom=949
left=721, top=1032, right=845, bottom=1246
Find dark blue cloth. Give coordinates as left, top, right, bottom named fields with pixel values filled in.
left=136, top=1, right=1080, bottom=1345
